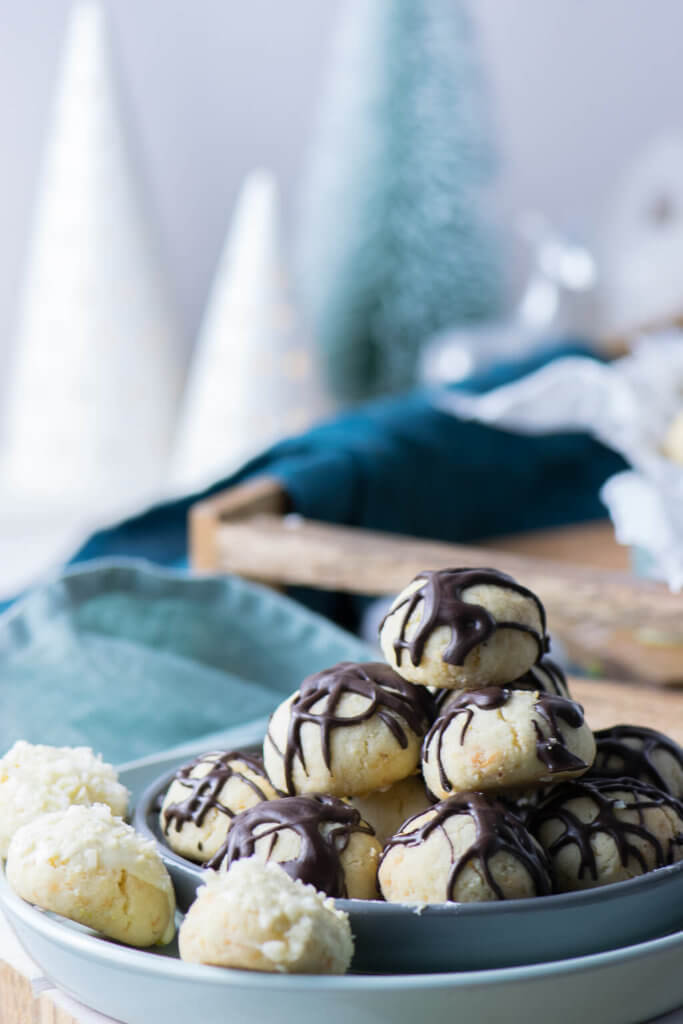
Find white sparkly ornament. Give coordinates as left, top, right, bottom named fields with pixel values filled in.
left=170, top=169, right=331, bottom=494
left=0, top=1, right=184, bottom=518
left=600, top=137, right=683, bottom=336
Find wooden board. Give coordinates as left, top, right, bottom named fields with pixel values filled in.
left=189, top=478, right=683, bottom=685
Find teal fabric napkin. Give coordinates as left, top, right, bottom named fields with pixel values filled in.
left=0, top=561, right=373, bottom=763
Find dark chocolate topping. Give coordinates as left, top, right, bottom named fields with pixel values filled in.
left=511, top=658, right=569, bottom=698
left=381, top=568, right=548, bottom=669
left=424, top=687, right=510, bottom=793
left=379, top=791, right=551, bottom=900
left=162, top=751, right=272, bottom=834
left=529, top=777, right=683, bottom=883
left=206, top=794, right=374, bottom=897
left=590, top=725, right=683, bottom=797
left=532, top=694, right=588, bottom=775
left=267, top=661, right=434, bottom=795
left=423, top=687, right=589, bottom=794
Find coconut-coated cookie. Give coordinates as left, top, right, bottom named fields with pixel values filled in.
left=422, top=687, right=595, bottom=800
left=7, top=803, right=175, bottom=946
left=349, top=774, right=434, bottom=847
left=379, top=568, right=548, bottom=691
left=160, top=750, right=279, bottom=863
left=207, top=794, right=382, bottom=900
left=529, top=777, right=683, bottom=891
left=0, top=740, right=129, bottom=856
left=378, top=791, right=551, bottom=903
left=263, top=662, right=433, bottom=797
left=179, top=860, right=353, bottom=974
left=589, top=725, right=683, bottom=800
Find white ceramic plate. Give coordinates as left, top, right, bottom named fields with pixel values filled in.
left=1, top=730, right=682, bottom=1024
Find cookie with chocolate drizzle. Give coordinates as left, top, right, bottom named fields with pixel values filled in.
left=160, top=751, right=278, bottom=863
left=422, top=686, right=596, bottom=800
left=436, top=656, right=571, bottom=716
left=379, top=568, right=549, bottom=691
left=589, top=725, right=683, bottom=800
left=509, top=657, right=571, bottom=699
left=529, top=777, right=683, bottom=891
left=263, top=662, right=434, bottom=797
left=207, top=794, right=382, bottom=900
left=378, top=791, right=551, bottom=903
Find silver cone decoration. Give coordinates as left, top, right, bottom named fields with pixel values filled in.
left=170, top=169, right=331, bottom=495
left=1, top=1, right=185, bottom=519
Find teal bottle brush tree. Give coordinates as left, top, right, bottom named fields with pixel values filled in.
left=296, top=0, right=502, bottom=402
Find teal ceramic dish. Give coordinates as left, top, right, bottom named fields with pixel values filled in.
left=132, top=726, right=683, bottom=975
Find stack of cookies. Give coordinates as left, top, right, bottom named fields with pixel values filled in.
left=160, top=567, right=683, bottom=905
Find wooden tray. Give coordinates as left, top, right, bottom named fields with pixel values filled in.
left=189, top=477, right=683, bottom=687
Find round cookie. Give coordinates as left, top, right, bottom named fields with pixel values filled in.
left=436, top=656, right=571, bottom=716
left=6, top=803, right=175, bottom=947
left=509, top=657, right=571, bottom=699
left=0, top=740, right=129, bottom=857
left=529, top=777, right=683, bottom=891
left=422, top=687, right=595, bottom=800
left=378, top=791, right=551, bottom=903
left=207, top=794, right=382, bottom=900
left=263, top=662, right=434, bottom=797
left=379, top=568, right=549, bottom=691
left=349, top=774, right=434, bottom=847
left=161, top=750, right=279, bottom=863
left=179, top=860, right=353, bottom=973
left=589, top=725, right=683, bottom=800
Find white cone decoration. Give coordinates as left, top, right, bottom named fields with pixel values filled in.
left=170, top=169, right=331, bottom=495
left=600, top=137, right=683, bottom=335
left=1, top=1, right=184, bottom=518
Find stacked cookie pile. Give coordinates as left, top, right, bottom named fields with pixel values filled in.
left=0, top=566, right=681, bottom=976
left=160, top=567, right=683, bottom=906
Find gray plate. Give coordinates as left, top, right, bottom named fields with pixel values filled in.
left=1, top=851, right=682, bottom=1024
left=1, top=735, right=682, bottom=1024
left=132, top=721, right=683, bottom=974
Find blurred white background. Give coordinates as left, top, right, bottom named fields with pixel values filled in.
left=1, top=0, right=683, bottom=404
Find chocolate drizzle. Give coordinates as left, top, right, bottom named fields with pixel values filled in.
left=267, top=662, right=434, bottom=795
left=532, top=694, right=588, bottom=775
left=206, top=794, right=373, bottom=897
left=511, top=658, right=569, bottom=698
left=424, top=687, right=510, bottom=794
left=381, top=568, right=548, bottom=669
left=162, top=751, right=272, bottom=834
left=423, top=687, right=589, bottom=794
left=590, top=725, right=683, bottom=797
left=379, top=792, right=551, bottom=900
left=529, top=777, right=683, bottom=883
